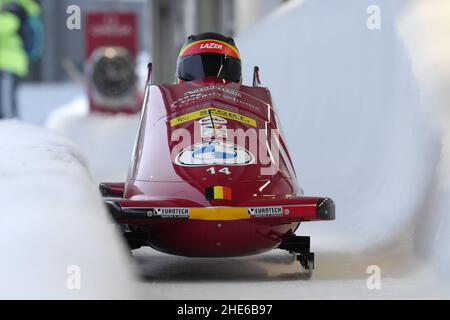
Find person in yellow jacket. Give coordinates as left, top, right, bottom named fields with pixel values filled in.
left=0, top=0, right=42, bottom=119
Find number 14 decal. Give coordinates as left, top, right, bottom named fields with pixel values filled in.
left=207, top=167, right=231, bottom=175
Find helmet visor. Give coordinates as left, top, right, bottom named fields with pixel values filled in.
left=177, top=53, right=241, bottom=82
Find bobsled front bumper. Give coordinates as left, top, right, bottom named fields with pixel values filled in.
left=104, top=197, right=335, bottom=225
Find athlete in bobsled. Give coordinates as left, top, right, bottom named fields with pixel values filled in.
left=100, top=32, right=335, bottom=276
left=176, top=32, right=242, bottom=83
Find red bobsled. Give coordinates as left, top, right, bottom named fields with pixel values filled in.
left=100, top=66, right=335, bottom=273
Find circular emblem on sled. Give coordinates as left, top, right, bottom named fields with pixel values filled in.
left=175, top=140, right=254, bottom=166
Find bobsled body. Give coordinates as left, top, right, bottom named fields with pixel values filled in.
left=101, top=77, right=334, bottom=257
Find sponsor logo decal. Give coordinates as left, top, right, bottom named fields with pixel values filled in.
left=200, top=116, right=228, bottom=138
left=175, top=140, right=254, bottom=166
left=147, top=208, right=190, bottom=218
left=170, top=107, right=256, bottom=127
left=248, top=206, right=283, bottom=217
left=179, top=39, right=240, bottom=59
left=200, top=43, right=223, bottom=49
left=184, top=85, right=241, bottom=97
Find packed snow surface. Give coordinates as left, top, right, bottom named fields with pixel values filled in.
left=0, top=121, right=140, bottom=299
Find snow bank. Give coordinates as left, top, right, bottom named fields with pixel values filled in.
left=45, top=97, right=139, bottom=183
left=0, top=120, right=140, bottom=299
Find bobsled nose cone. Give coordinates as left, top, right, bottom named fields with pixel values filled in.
left=316, top=197, right=336, bottom=220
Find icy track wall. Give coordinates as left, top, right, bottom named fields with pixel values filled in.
left=46, top=97, right=139, bottom=183
left=399, top=0, right=450, bottom=286
left=0, top=121, right=139, bottom=298
left=238, top=0, right=449, bottom=280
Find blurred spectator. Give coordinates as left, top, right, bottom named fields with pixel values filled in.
left=0, top=0, right=43, bottom=119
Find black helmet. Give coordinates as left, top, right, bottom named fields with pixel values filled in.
left=176, top=32, right=241, bottom=83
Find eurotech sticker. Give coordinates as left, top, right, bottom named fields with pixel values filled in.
left=248, top=206, right=283, bottom=217
left=147, top=208, right=190, bottom=218
left=170, top=107, right=256, bottom=127
left=175, top=140, right=254, bottom=166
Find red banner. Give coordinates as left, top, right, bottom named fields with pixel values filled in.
left=85, top=12, right=137, bottom=58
